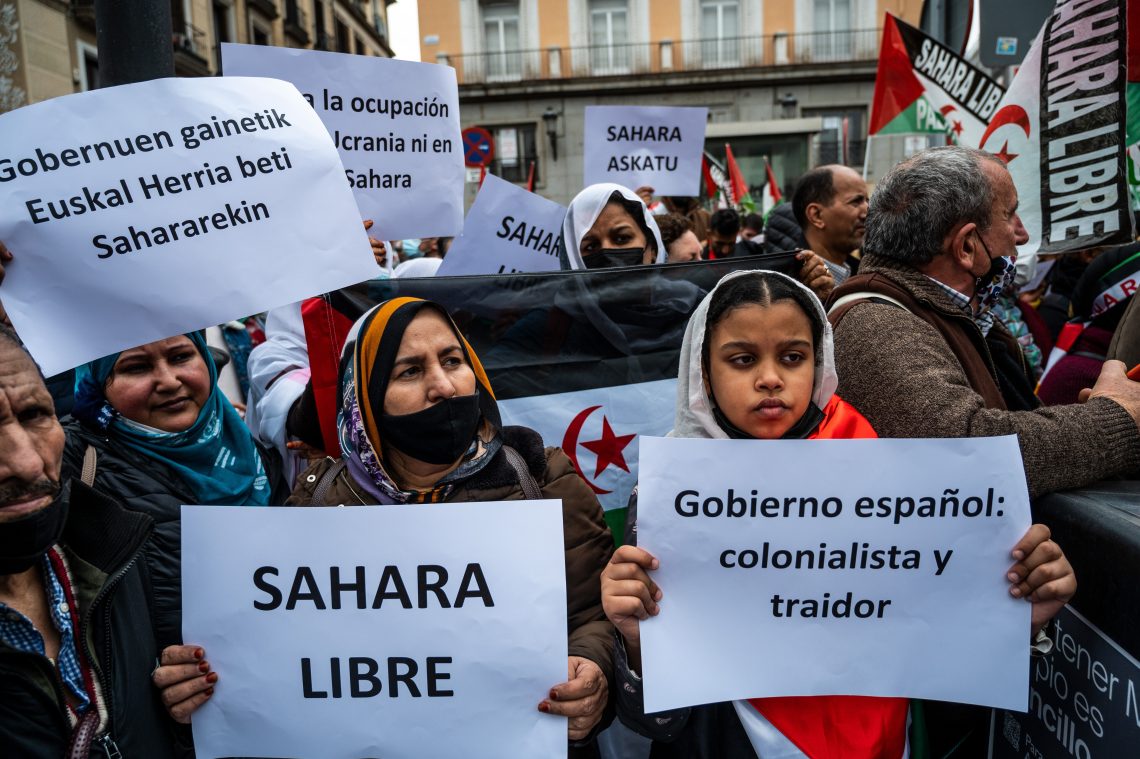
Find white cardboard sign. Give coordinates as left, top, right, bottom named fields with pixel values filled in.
left=222, top=43, right=464, bottom=240
left=182, top=501, right=569, bottom=759
left=437, top=174, right=565, bottom=276
left=583, top=106, right=708, bottom=195
left=0, top=76, right=376, bottom=376
left=636, top=435, right=1033, bottom=713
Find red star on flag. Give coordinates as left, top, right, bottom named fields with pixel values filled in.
left=993, top=140, right=1019, bottom=164
left=581, top=416, right=636, bottom=478
left=951, top=120, right=963, bottom=137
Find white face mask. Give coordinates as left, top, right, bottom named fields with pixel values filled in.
left=1014, top=252, right=1037, bottom=289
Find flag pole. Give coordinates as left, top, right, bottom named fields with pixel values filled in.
left=862, top=135, right=873, bottom=181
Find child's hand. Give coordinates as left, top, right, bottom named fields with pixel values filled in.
left=1007, top=524, right=1076, bottom=634
left=601, top=545, right=662, bottom=649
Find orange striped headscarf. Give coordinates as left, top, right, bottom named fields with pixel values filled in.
left=350, top=297, right=499, bottom=455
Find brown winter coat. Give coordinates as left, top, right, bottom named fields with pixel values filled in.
left=828, top=252, right=1140, bottom=498
left=287, top=425, right=616, bottom=679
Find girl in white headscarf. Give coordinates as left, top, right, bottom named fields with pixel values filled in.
left=561, top=183, right=668, bottom=269
left=600, top=269, right=1077, bottom=758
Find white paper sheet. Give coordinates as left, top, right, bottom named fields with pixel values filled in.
left=437, top=174, right=565, bottom=276
left=182, top=501, right=569, bottom=759
left=222, top=43, right=464, bottom=240
left=0, top=76, right=377, bottom=376
left=636, top=435, right=1033, bottom=713
left=583, top=106, right=708, bottom=195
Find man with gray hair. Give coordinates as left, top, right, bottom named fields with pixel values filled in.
left=828, top=145, right=1140, bottom=499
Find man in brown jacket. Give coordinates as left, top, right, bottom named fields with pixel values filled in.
left=829, top=145, right=1140, bottom=498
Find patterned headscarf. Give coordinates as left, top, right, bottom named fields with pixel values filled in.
left=337, top=298, right=502, bottom=504
left=72, top=332, right=270, bottom=506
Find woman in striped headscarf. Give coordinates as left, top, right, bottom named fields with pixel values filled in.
left=158, top=298, right=617, bottom=754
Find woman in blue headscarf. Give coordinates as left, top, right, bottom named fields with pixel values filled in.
left=63, top=331, right=286, bottom=648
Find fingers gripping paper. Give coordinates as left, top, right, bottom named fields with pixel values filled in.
left=0, top=76, right=377, bottom=376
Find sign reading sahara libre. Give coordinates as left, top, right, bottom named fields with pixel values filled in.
left=0, top=76, right=376, bottom=376
left=182, top=502, right=569, bottom=759
left=636, top=435, right=1033, bottom=713
left=222, top=43, right=464, bottom=240
left=990, top=605, right=1140, bottom=759
left=437, top=174, right=566, bottom=276
left=583, top=106, right=708, bottom=195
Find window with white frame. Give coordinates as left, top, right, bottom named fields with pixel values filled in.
left=811, top=0, right=852, bottom=59
left=77, top=41, right=99, bottom=91
left=482, top=2, right=521, bottom=80
left=700, top=0, right=739, bottom=67
left=589, top=0, right=629, bottom=74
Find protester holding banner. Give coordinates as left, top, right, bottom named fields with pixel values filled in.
left=0, top=328, right=181, bottom=757
left=1038, top=243, right=1140, bottom=406
left=160, top=297, right=617, bottom=748
left=829, top=145, right=1140, bottom=499
left=560, top=183, right=668, bottom=270
left=601, top=269, right=1076, bottom=758
left=61, top=331, right=287, bottom=649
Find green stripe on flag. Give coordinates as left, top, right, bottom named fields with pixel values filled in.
left=874, top=98, right=947, bottom=136
left=604, top=507, right=628, bottom=547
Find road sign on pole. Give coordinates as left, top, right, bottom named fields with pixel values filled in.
left=462, top=126, right=495, bottom=168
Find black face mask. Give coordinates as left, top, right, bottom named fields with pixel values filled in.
left=380, top=391, right=483, bottom=465
left=583, top=248, right=645, bottom=269
left=0, top=481, right=67, bottom=575
left=711, top=399, right=826, bottom=441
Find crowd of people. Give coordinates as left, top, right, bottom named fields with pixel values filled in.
left=1, top=142, right=1137, bottom=758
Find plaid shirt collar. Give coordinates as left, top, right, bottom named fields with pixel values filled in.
left=925, top=276, right=994, bottom=337
left=0, top=547, right=92, bottom=714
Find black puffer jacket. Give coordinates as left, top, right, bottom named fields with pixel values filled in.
left=0, top=482, right=181, bottom=758
left=61, top=420, right=288, bottom=650
left=762, top=202, right=807, bottom=255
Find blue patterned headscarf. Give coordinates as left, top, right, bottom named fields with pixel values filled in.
left=72, top=332, right=270, bottom=506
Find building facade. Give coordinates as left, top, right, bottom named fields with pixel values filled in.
left=0, top=0, right=396, bottom=112
left=417, top=0, right=926, bottom=205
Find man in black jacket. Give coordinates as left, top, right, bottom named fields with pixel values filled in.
left=0, top=327, right=179, bottom=758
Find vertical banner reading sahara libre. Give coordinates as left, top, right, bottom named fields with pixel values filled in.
left=437, top=174, right=566, bottom=276
left=182, top=502, right=569, bottom=759
left=979, top=0, right=1133, bottom=255
left=222, top=43, right=464, bottom=240
left=583, top=106, right=708, bottom=195
left=0, top=76, right=377, bottom=376
left=637, top=436, right=1032, bottom=713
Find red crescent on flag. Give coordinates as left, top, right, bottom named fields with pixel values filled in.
left=939, top=104, right=957, bottom=116
left=980, top=104, right=1031, bottom=150
left=562, top=405, right=611, bottom=495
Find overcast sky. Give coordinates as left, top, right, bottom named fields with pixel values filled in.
left=388, top=0, right=422, bottom=61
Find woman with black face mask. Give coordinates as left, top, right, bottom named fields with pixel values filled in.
left=560, top=184, right=667, bottom=270
left=154, top=297, right=617, bottom=754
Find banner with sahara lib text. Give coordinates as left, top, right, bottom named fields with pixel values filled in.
left=979, top=0, right=1133, bottom=256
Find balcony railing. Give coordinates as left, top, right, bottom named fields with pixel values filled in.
left=442, top=29, right=880, bottom=85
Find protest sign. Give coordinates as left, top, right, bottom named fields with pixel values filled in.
left=991, top=605, right=1140, bottom=759
left=636, top=435, right=1032, bottom=713
left=583, top=106, right=707, bottom=195
left=222, top=43, right=464, bottom=240
left=437, top=174, right=565, bottom=276
left=182, top=501, right=568, bottom=759
left=0, top=76, right=375, bottom=377
left=979, top=0, right=1132, bottom=256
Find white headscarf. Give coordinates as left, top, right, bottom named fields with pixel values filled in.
left=561, top=183, right=668, bottom=270
left=670, top=269, right=839, bottom=439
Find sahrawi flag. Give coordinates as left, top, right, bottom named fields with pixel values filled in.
left=978, top=0, right=1134, bottom=256
left=298, top=256, right=797, bottom=538
left=869, top=13, right=1005, bottom=146
left=761, top=159, right=783, bottom=218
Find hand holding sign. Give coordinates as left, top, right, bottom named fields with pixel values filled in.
left=1006, top=524, right=1076, bottom=631
left=153, top=645, right=217, bottom=724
